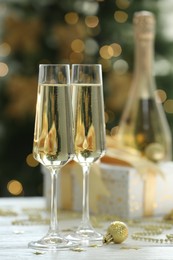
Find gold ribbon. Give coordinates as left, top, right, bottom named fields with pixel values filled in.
left=143, top=170, right=157, bottom=216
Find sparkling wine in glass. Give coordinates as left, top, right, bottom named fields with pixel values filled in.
left=67, top=64, right=106, bottom=245
left=28, top=64, right=77, bottom=251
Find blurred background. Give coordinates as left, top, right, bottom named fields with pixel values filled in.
left=0, top=0, right=173, bottom=197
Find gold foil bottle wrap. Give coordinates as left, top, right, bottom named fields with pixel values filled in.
left=133, top=11, right=155, bottom=40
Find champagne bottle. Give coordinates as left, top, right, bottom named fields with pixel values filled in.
left=116, top=11, right=172, bottom=162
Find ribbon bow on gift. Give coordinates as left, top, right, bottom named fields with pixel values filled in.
left=105, top=135, right=163, bottom=178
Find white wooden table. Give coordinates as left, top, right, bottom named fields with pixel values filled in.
left=1, top=197, right=173, bottom=260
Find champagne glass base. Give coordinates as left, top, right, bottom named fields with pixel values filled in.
left=28, top=234, right=78, bottom=251
left=66, top=228, right=103, bottom=246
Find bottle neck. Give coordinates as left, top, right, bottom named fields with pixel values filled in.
left=133, top=38, right=155, bottom=99
left=134, top=38, right=154, bottom=77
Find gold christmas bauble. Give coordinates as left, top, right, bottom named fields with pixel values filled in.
left=103, top=221, right=128, bottom=244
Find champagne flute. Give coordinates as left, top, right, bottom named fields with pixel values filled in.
left=67, top=64, right=106, bottom=245
left=28, top=64, right=77, bottom=251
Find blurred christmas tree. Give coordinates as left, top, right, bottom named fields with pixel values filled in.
left=0, top=0, right=172, bottom=196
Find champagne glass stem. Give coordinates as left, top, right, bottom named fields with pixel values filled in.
left=81, top=164, right=91, bottom=228
left=49, top=168, right=59, bottom=233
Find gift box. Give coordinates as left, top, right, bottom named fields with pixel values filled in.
left=42, top=157, right=173, bottom=219
left=98, top=161, right=173, bottom=219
